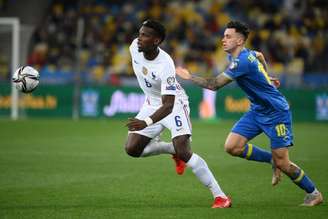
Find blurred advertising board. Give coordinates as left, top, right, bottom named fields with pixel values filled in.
left=0, top=83, right=327, bottom=122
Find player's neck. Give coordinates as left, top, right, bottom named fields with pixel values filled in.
left=143, top=48, right=160, bottom=60
left=230, top=46, right=244, bottom=58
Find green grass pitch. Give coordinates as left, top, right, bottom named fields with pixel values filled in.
left=0, top=119, right=327, bottom=219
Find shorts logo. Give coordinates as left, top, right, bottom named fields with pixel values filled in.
left=167, top=76, right=175, bottom=85
left=176, top=127, right=183, bottom=131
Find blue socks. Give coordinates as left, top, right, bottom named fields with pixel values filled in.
left=240, top=143, right=316, bottom=193
left=289, top=168, right=315, bottom=193
left=240, top=143, right=272, bottom=163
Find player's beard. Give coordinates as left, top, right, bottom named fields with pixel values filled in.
left=139, top=45, right=157, bottom=53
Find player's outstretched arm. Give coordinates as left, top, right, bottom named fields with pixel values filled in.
left=255, top=51, right=268, bottom=71
left=149, top=95, right=175, bottom=123
left=176, top=67, right=232, bottom=91
left=254, top=51, right=280, bottom=88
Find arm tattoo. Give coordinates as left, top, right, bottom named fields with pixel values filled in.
left=190, top=73, right=232, bottom=91
left=190, top=75, right=218, bottom=90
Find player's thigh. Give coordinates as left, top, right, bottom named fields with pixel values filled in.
left=230, top=111, right=262, bottom=145
left=260, top=110, right=294, bottom=149
left=162, top=102, right=192, bottom=139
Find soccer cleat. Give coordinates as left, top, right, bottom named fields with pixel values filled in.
left=272, top=165, right=282, bottom=186
left=301, top=192, right=323, bottom=206
left=212, top=196, right=232, bottom=208
left=172, top=155, right=186, bottom=175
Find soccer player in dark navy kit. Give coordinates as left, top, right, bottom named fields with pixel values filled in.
left=176, top=21, right=323, bottom=206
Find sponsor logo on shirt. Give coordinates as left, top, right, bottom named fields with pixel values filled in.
left=167, top=76, right=175, bottom=85
left=166, top=85, right=176, bottom=90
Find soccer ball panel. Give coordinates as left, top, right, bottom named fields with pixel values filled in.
left=12, top=66, right=40, bottom=93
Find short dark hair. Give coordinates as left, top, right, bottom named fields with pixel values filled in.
left=226, top=21, right=250, bottom=40
left=142, top=19, right=166, bottom=43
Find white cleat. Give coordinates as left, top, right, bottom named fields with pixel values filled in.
left=272, top=166, right=282, bottom=186
left=301, top=192, right=323, bottom=206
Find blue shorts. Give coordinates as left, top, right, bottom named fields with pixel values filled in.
left=231, top=110, right=293, bottom=149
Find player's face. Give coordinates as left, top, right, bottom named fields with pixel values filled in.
left=222, top=28, right=244, bottom=53
left=137, top=26, right=159, bottom=53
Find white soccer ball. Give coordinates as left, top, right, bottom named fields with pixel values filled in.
left=12, top=66, right=40, bottom=93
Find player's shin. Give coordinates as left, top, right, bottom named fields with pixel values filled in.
left=140, top=140, right=175, bottom=157
left=287, top=165, right=316, bottom=193
left=186, top=153, right=227, bottom=198
left=240, top=143, right=272, bottom=163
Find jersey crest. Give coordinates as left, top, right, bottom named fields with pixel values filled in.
left=142, top=66, right=148, bottom=75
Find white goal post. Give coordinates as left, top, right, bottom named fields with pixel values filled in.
left=0, top=18, right=20, bottom=120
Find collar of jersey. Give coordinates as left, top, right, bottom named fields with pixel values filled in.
left=228, top=47, right=247, bottom=62
left=141, top=48, right=162, bottom=63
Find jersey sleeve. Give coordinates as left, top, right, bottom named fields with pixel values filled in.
left=129, top=38, right=138, bottom=54
left=160, top=58, right=177, bottom=96
left=223, top=57, right=248, bottom=80
left=250, top=50, right=257, bottom=57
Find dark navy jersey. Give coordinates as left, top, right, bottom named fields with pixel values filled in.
left=223, top=48, right=289, bottom=114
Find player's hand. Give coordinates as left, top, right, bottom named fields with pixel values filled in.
left=270, top=77, right=281, bottom=88
left=176, top=66, right=191, bottom=80
left=126, top=118, right=147, bottom=131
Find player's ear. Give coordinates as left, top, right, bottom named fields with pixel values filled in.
left=154, top=37, right=161, bottom=45
left=237, top=36, right=244, bottom=46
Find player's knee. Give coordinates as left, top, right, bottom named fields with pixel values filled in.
left=274, top=158, right=289, bottom=171
left=224, top=142, right=242, bottom=156
left=124, top=144, right=141, bottom=158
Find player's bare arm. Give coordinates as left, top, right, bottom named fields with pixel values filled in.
left=126, top=95, right=175, bottom=131
left=149, top=94, right=175, bottom=122
left=176, top=66, right=232, bottom=91
left=190, top=73, right=232, bottom=91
